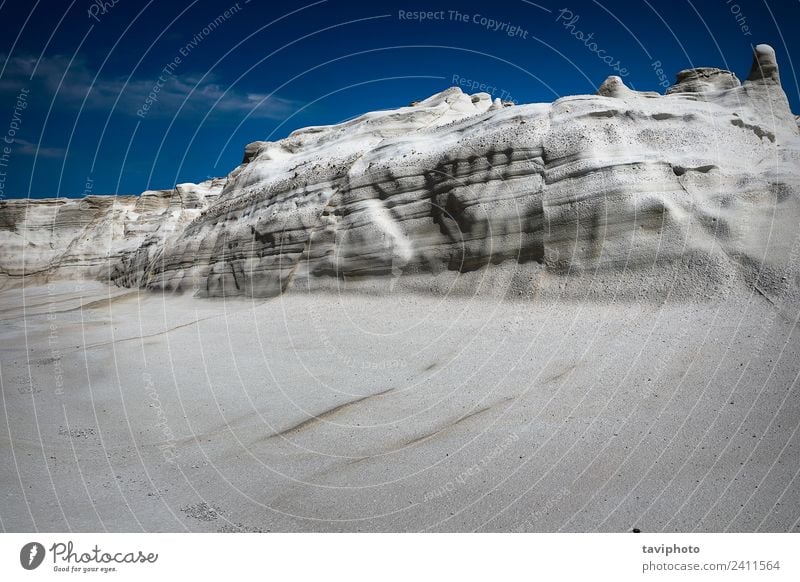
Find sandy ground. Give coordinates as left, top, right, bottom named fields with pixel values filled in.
left=1, top=280, right=799, bottom=532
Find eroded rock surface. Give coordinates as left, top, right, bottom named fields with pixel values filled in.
left=2, top=46, right=799, bottom=301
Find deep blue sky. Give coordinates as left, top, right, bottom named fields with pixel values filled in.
left=0, top=0, right=798, bottom=199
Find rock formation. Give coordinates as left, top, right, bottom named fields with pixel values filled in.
left=2, top=45, right=799, bottom=301
left=0, top=179, right=224, bottom=285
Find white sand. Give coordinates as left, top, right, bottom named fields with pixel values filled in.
left=1, top=281, right=798, bottom=532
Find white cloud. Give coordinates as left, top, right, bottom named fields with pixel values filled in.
left=0, top=54, right=298, bottom=120
left=12, top=138, right=66, bottom=158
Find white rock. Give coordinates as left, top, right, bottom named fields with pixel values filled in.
left=1, top=45, right=798, bottom=302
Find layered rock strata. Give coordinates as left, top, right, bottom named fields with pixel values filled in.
left=2, top=46, right=798, bottom=301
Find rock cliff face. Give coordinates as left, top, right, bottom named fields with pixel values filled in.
left=0, top=180, right=224, bottom=285
left=2, top=45, right=799, bottom=300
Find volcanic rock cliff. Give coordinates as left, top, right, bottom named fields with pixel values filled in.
left=2, top=45, right=799, bottom=302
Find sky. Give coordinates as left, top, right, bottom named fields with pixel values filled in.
left=0, top=0, right=798, bottom=199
